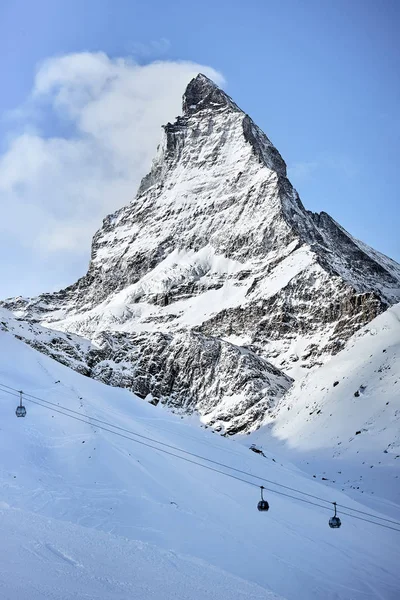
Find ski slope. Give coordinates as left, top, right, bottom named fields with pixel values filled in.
left=0, top=330, right=399, bottom=599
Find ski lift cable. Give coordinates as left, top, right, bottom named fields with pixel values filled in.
left=0, top=381, right=337, bottom=504
left=0, top=379, right=247, bottom=460
left=10, top=387, right=339, bottom=500
left=2, top=382, right=400, bottom=527
left=13, top=386, right=400, bottom=527
left=0, top=387, right=369, bottom=516
left=3, top=388, right=400, bottom=532
left=1, top=382, right=400, bottom=530
left=0, top=381, right=361, bottom=513
left=1, top=388, right=268, bottom=488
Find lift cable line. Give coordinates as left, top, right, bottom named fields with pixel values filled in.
left=1, top=383, right=400, bottom=532
left=2, top=381, right=400, bottom=529
left=4, top=381, right=392, bottom=524
left=3, top=388, right=400, bottom=533
left=0, top=382, right=339, bottom=505
left=1, top=387, right=331, bottom=505
left=1, top=386, right=330, bottom=511
left=0, top=379, right=244, bottom=460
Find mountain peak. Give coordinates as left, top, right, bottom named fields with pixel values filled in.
left=182, top=73, right=240, bottom=115
left=2, top=72, right=400, bottom=441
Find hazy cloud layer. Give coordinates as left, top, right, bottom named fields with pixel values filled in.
left=0, top=53, right=223, bottom=295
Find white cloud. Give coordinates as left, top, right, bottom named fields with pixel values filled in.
left=0, top=53, right=223, bottom=273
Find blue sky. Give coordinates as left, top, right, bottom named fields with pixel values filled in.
left=0, top=0, right=399, bottom=298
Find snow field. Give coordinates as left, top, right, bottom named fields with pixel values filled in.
left=1, top=330, right=399, bottom=599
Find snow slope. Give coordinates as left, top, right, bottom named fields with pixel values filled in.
left=0, top=329, right=399, bottom=599
left=248, top=303, right=400, bottom=511
left=0, top=507, right=278, bottom=600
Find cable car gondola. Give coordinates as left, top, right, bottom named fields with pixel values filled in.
left=257, top=486, right=269, bottom=512
left=15, top=391, right=26, bottom=418
left=329, top=502, right=341, bottom=529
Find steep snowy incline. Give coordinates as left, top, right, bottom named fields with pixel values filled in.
left=246, top=303, right=400, bottom=509
left=2, top=73, right=400, bottom=432
left=0, top=329, right=399, bottom=599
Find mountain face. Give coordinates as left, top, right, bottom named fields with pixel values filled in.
left=3, top=74, right=400, bottom=433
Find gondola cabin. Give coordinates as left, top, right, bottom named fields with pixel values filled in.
left=257, top=499, right=270, bottom=512
left=329, top=515, right=341, bottom=529
left=257, top=486, right=269, bottom=511
left=16, top=405, right=26, bottom=417
left=16, top=391, right=26, bottom=417
left=329, top=502, right=341, bottom=528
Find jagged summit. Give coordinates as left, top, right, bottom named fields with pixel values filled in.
left=139, top=73, right=287, bottom=196
left=182, top=73, right=240, bottom=115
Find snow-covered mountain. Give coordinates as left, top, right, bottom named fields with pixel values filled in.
left=1, top=328, right=399, bottom=600
left=2, top=74, right=400, bottom=433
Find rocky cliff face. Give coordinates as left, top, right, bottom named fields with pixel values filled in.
left=3, top=74, right=400, bottom=433
left=0, top=307, right=292, bottom=434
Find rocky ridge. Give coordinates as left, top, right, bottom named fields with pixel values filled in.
left=0, top=308, right=292, bottom=433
